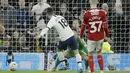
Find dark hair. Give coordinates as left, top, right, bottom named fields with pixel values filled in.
left=8, top=51, right=13, bottom=56
left=46, top=7, right=54, bottom=15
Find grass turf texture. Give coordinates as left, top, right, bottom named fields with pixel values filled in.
left=0, top=70, right=130, bottom=73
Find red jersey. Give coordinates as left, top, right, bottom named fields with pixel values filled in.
left=80, top=8, right=109, bottom=41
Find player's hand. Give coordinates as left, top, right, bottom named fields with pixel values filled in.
left=49, top=59, right=54, bottom=65
left=104, top=37, right=110, bottom=41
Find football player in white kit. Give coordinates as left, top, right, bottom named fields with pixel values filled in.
left=36, top=7, right=83, bottom=73
left=31, top=0, right=50, bottom=29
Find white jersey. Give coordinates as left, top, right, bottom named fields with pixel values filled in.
left=115, top=0, right=123, bottom=14
left=31, top=3, right=50, bottom=29
left=47, top=15, right=74, bottom=41
left=31, top=3, right=50, bottom=21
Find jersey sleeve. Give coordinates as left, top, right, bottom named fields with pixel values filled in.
left=80, top=24, right=86, bottom=38
left=46, top=3, right=51, bottom=8
left=31, top=6, right=36, bottom=12
left=83, top=12, right=88, bottom=24
left=80, top=11, right=88, bottom=38
left=102, top=11, right=109, bottom=37
left=46, top=19, right=54, bottom=29
left=40, top=19, right=54, bottom=36
left=102, top=11, right=107, bottom=23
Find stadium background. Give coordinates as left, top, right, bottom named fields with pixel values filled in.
left=0, top=0, right=130, bottom=71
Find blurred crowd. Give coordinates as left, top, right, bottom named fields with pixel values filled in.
left=0, top=0, right=130, bottom=53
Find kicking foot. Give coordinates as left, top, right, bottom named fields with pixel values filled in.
left=48, top=67, right=56, bottom=72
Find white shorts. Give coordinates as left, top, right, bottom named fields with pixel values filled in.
left=87, top=39, right=104, bottom=52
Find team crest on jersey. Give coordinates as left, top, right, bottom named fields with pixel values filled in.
left=91, top=16, right=101, bottom=20
left=90, top=9, right=99, bottom=15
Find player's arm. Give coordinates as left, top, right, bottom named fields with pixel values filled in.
left=80, top=24, right=86, bottom=38
left=102, top=12, right=109, bottom=39
left=37, top=20, right=54, bottom=38
left=80, top=12, right=88, bottom=38
left=39, top=27, right=50, bottom=36
left=31, top=6, right=35, bottom=16
left=104, top=22, right=109, bottom=38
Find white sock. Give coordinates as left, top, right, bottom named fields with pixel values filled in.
left=75, top=53, right=82, bottom=69
left=57, top=52, right=66, bottom=68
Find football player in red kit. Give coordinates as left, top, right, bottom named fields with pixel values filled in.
left=80, top=0, right=109, bottom=73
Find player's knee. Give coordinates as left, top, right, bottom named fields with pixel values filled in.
left=88, top=51, right=94, bottom=56
left=63, top=51, right=69, bottom=58
left=73, top=49, right=79, bottom=55
left=81, top=54, right=88, bottom=60
left=64, top=55, right=68, bottom=58
left=96, top=49, right=102, bottom=55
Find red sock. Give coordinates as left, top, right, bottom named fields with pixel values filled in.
left=97, top=55, right=104, bottom=70
left=88, top=56, right=94, bottom=72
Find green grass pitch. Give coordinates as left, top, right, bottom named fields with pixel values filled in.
left=0, top=70, right=130, bottom=73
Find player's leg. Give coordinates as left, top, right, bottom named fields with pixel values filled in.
left=49, top=49, right=70, bottom=72
left=79, top=48, right=88, bottom=71
left=73, top=49, right=83, bottom=73
left=56, top=52, right=66, bottom=68
left=87, top=40, right=96, bottom=73
left=63, top=49, right=74, bottom=58
left=57, top=49, right=73, bottom=67
left=58, top=49, right=71, bottom=70
left=55, top=58, right=60, bottom=69
left=57, top=42, right=67, bottom=68
left=96, top=39, right=104, bottom=73
left=49, top=58, right=68, bottom=71
left=69, top=36, right=82, bottom=73
left=73, top=49, right=82, bottom=68
left=48, top=57, right=60, bottom=72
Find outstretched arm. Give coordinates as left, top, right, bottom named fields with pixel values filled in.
left=37, top=18, right=54, bottom=39
left=40, top=27, right=50, bottom=36
left=103, top=22, right=109, bottom=38
left=80, top=24, right=86, bottom=38
left=102, top=11, right=109, bottom=40
left=80, top=11, right=88, bottom=38
left=36, top=27, right=49, bottom=39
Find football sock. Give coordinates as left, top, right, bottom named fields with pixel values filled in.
left=55, top=58, right=60, bottom=68
left=57, top=52, right=66, bottom=68
left=75, top=53, right=82, bottom=69
left=88, top=56, right=94, bottom=72
left=97, top=55, right=104, bottom=70
left=84, top=59, right=88, bottom=70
